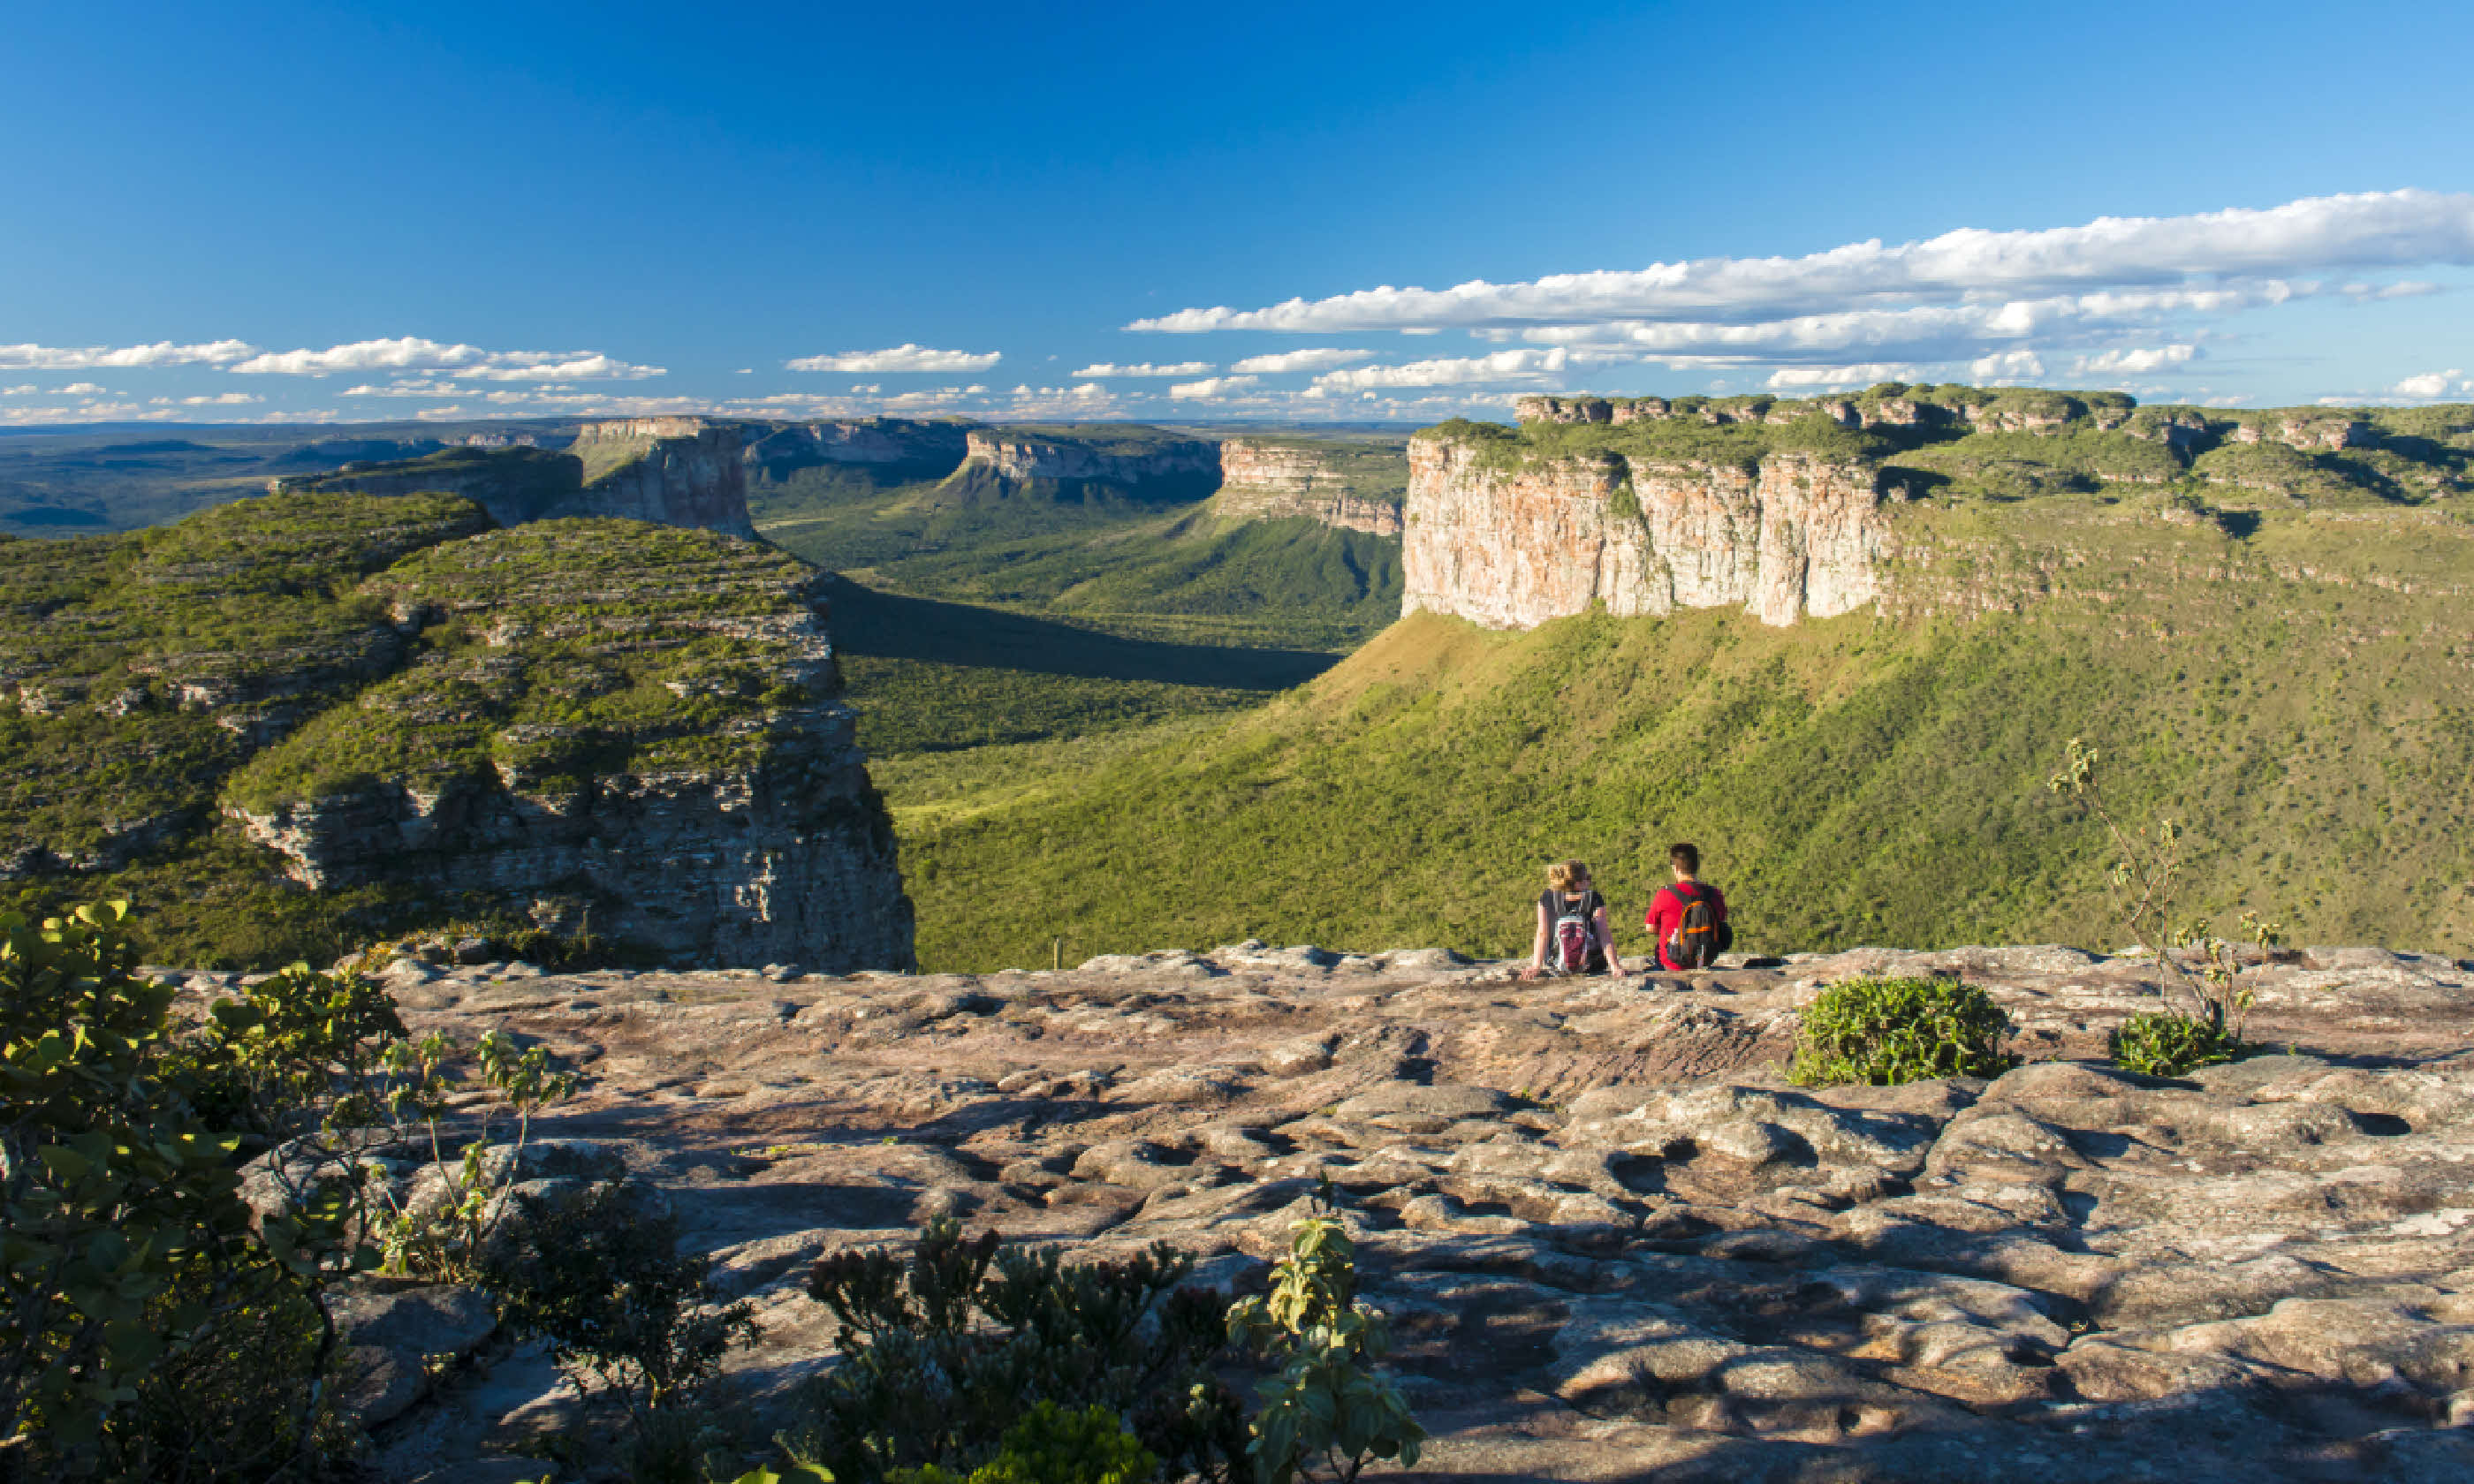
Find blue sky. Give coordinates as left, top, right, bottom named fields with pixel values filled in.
left=5, top=0, right=2473, bottom=426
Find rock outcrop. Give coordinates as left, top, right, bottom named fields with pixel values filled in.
left=742, top=418, right=973, bottom=479
left=1403, top=437, right=1886, bottom=628
left=271, top=418, right=755, bottom=538
left=264, top=940, right=2474, bottom=1481
left=226, top=519, right=912, bottom=972
left=962, top=429, right=1222, bottom=486
left=1213, top=438, right=1404, bottom=535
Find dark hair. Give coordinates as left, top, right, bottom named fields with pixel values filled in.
left=1668, top=842, right=1701, bottom=875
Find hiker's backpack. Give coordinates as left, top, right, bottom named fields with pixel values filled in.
left=1551, top=891, right=1599, bottom=973
left=1659, top=882, right=1732, bottom=970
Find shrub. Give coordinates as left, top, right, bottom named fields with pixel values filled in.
left=775, top=1217, right=1243, bottom=1484
left=1226, top=1212, right=1423, bottom=1484
left=1788, top=976, right=2017, bottom=1086
left=481, top=1182, right=761, bottom=1427
left=893, top=1402, right=1162, bottom=1484
left=2110, top=1008, right=2248, bottom=1078
left=0, top=902, right=377, bottom=1480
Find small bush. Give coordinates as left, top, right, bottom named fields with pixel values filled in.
left=892, top=1402, right=1162, bottom=1484
left=776, top=1218, right=1243, bottom=1484
left=2110, top=1009, right=2249, bottom=1077
left=1788, top=976, right=2017, bottom=1086
left=1228, top=1213, right=1423, bottom=1484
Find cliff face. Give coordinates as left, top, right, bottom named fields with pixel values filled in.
left=1214, top=439, right=1404, bottom=536
left=224, top=519, right=911, bottom=970
left=742, top=419, right=972, bottom=479
left=1402, top=438, right=1886, bottom=629
left=962, top=429, right=1221, bottom=485
left=270, top=419, right=755, bottom=538
left=565, top=419, right=755, bottom=537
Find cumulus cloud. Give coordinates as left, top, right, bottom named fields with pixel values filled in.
left=0, top=339, right=256, bottom=370
left=2068, top=344, right=2200, bottom=375
left=229, top=337, right=663, bottom=379
left=1969, top=351, right=2047, bottom=382
left=2391, top=368, right=2470, bottom=398
left=1071, top=360, right=1213, bottom=378
left=1133, top=191, right=2474, bottom=334
left=787, top=344, right=1002, bottom=373
left=150, top=392, right=262, bottom=406
left=1, top=384, right=33, bottom=395
left=60, top=382, right=106, bottom=395
left=1166, top=375, right=1260, bottom=398
left=1763, top=363, right=1922, bottom=390
left=1228, top=347, right=1379, bottom=375
left=1309, top=349, right=1568, bottom=391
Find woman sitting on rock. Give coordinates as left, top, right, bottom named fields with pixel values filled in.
left=1522, top=859, right=1627, bottom=980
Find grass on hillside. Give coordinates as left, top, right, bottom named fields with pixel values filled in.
left=885, top=499, right=2474, bottom=973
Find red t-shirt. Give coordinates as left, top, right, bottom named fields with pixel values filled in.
left=1645, top=881, right=1728, bottom=971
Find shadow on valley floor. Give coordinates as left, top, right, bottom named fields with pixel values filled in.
left=822, top=574, right=1339, bottom=690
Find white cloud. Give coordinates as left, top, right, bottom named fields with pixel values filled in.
left=1310, top=349, right=1568, bottom=391
left=0, top=339, right=256, bottom=370
left=1070, top=360, right=1214, bottom=378
left=786, top=344, right=1002, bottom=373
left=149, top=392, right=262, bottom=406
left=2068, top=344, right=2200, bottom=375
left=1133, top=190, right=2474, bottom=334
left=1166, top=375, right=1261, bottom=399
left=1764, top=363, right=1923, bottom=390
left=1969, top=351, right=2047, bottom=382
left=1, top=384, right=33, bottom=395
left=2390, top=368, right=2468, bottom=398
left=60, top=382, right=106, bottom=395
left=1229, top=348, right=1378, bottom=374
left=229, top=337, right=663, bottom=379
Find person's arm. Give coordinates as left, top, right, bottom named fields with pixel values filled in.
left=1593, top=903, right=1625, bottom=976
left=1522, top=899, right=1550, bottom=978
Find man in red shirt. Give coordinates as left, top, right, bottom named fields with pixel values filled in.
left=1644, top=842, right=1729, bottom=971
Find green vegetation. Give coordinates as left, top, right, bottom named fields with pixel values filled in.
left=1227, top=1208, right=1425, bottom=1484
left=1, top=903, right=394, bottom=1478
left=777, top=1217, right=1247, bottom=1483
left=1787, top=977, right=2017, bottom=1086
left=2109, top=1010, right=2248, bottom=1078
left=892, top=491, right=2474, bottom=970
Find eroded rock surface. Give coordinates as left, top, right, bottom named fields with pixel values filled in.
left=253, top=942, right=2474, bottom=1480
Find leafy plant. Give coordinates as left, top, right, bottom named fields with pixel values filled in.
left=373, top=1027, right=579, bottom=1280
left=482, top=1183, right=761, bottom=1480
left=2047, top=737, right=2287, bottom=1070
left=2110, top=1009, right=2249, bottom=1077
left=0, top=902, right=376, bottom=1480
left=891, top=1402, right=1161, bottom=1484
left=775, top=1217, right=1243, bottom=1484
left=1226, top=1211, right=1423, bottom=1484
left=1787, top=976, right=2017, bottom=1086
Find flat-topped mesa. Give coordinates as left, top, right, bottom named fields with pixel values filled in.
left=565, top=417, right=754, bottom=536
left=961, top=428, right=1222, bottom=484
left=269, top=418, right=755, bottom=538
left=1213, top=438, right=1404, bottom=536
left=1403, top=435, right=1886, bottom=630
left=741, top=417, right=973, bottom=477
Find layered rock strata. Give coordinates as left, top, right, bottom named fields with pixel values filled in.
left=741, top=418, right=972, bottom=478
left=1213, top=439, right=1404, bottom=535
left=272, top=418, right=755, bottom=537
left=224, top=519, right=912, bottom=971
left=265, top=941, right=2474, bottom=1481
left=960, top=429, right=1223, bottom=486
left=1403, top=437, right=1886, bottom=628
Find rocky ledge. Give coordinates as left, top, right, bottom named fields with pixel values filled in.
left=256, top=941, right=2474, bottom=1481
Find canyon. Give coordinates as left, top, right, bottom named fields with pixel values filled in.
left=1213, top=437, right=1406, bottom=535
left=247, top=940, right=2474, bottom=1482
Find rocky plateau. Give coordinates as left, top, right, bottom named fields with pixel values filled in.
left=223, top=941, right=2474, bottom=1481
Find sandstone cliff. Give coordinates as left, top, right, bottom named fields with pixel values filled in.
left=1403, top=437, right=1886, bottom=628
left=2, top=489, right=912, bottom=971
left=224, top=519, right=911, bottom=971
left=271, top=418, right=755, bottom=538
left=742, top=418, right=972, bottom=479
left=1213, top=438, right=1405, bottom=536
left=962, top=428, right=1221, bottom=486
